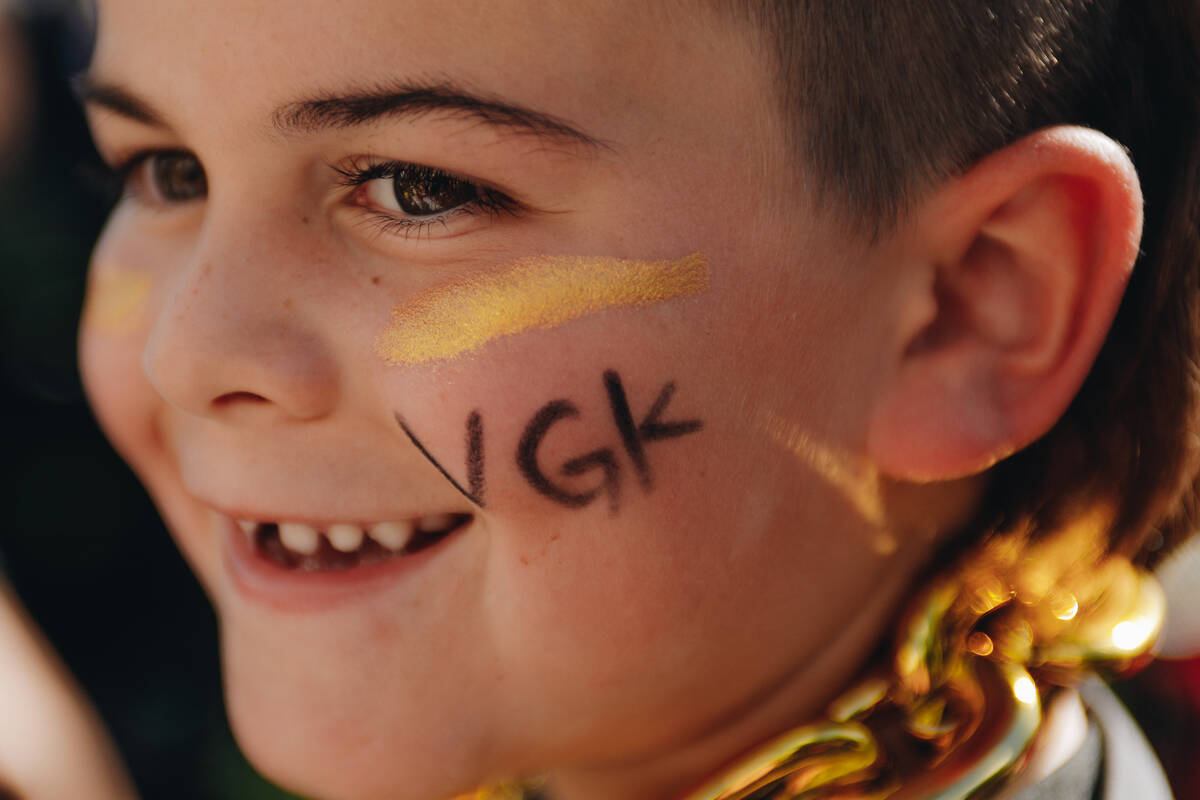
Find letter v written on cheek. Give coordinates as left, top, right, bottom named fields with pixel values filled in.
left=604, top=370, right=703, bottom=491
left=395, top=411, right=486, bottom=507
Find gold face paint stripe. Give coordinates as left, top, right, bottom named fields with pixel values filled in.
left=755, top=408, right=896, bottom=553
left=376, top=252, right=709, bottom=365
left=81, top=268, right=152, bottom=335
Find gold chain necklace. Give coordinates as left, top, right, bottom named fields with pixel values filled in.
left=464, top=509, right=1163, bottom=800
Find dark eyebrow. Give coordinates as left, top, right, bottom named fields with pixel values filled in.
left=272, top=81, right=610, bottom=151
left=74, top=77, right=166, bottom=127
left=75, top=76, right=610, bottom=153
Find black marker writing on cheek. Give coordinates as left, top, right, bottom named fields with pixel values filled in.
left=466, top=410, right=485, bottom=504
left=516, top=401, right=621, bottom=512
left=395, top=412, right=486, bottom=507
left=397, top=370, right=702, bottom=515
left=603, top=371, right=703, bottom=490
left=604, top=371, right=649, bottom=488
left=517, top=370, right=703, bottom=514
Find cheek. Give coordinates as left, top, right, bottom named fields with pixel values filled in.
left=369, top=317, right=810, bottom=739
left=358, top=259, right=900, bottom=753
left=79, top=212, right=172, bottom=438
left=472, top=433, right=880, bottom=768
left=79, top=235, right=219, bottom=576
left=79, top=257, right=158, bottom=466
left=80, top=205, right=202, bottom=447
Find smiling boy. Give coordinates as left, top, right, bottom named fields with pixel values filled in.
left=77, top=1, right=1198, bottom=799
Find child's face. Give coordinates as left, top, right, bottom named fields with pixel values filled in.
left=81, top=1, right=918, bottom=797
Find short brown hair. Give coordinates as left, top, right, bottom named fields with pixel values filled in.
left=738, top=1, right=1200, bottom=560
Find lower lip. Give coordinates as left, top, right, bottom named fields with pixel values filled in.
left=221, top=516, right=465, bottom=613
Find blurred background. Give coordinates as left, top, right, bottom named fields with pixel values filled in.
left=0, top=1, right=1196, bottom=798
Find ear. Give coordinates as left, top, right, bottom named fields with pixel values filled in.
left=867, top=126, right=1143, bottom=481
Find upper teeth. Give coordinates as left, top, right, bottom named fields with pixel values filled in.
left=326, top=523, right=365, bottom=553
left=238, top=517, right=463, bottom=556
left=366, top=521, right=410, bottom=550
left=415, top=513, right=457, bottom=533
left=279, top=523, right=322, bottom=555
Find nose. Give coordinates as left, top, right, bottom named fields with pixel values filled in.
left=144, top=215, right=340, bottom=423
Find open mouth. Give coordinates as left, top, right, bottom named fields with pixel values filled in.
left=237, top=514, right=473, bottom=572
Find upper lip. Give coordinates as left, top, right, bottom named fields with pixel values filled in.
left=162, top=417, right=476, bottom=525
left=200, top=498, right=472, bottom=530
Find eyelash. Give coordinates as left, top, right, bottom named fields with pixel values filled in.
left=331, top=156, right=523, bottom=239
left=101, top=150, right=523, bottom=240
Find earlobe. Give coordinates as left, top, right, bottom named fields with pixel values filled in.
left=868, top=126, right=1144, bottom=481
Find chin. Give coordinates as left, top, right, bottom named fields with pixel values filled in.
left=217, top=606, right=498, bottom=800
left=221, top=645, right=478, bottom=800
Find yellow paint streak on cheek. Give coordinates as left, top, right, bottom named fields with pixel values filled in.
left=82, top=268, right=151, bottom=335
left=756, top=408, right=896, bottom=554
left=375, top=252, right=709, bottom=365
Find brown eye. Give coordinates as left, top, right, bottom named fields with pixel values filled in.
left=371, top=164, right=478, bottom=216
left=148, top=151, right=207, bottom=202
left=342, top=158, right=522, bottom=239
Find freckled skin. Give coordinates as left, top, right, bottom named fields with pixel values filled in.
left=80, top=2, right=936, bottom=799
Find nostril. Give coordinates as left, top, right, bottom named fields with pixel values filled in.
left=213, top=391, right=270, bottom=407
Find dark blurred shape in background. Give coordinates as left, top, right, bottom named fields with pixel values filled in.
left=0, top=1, right=296, bottom=797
